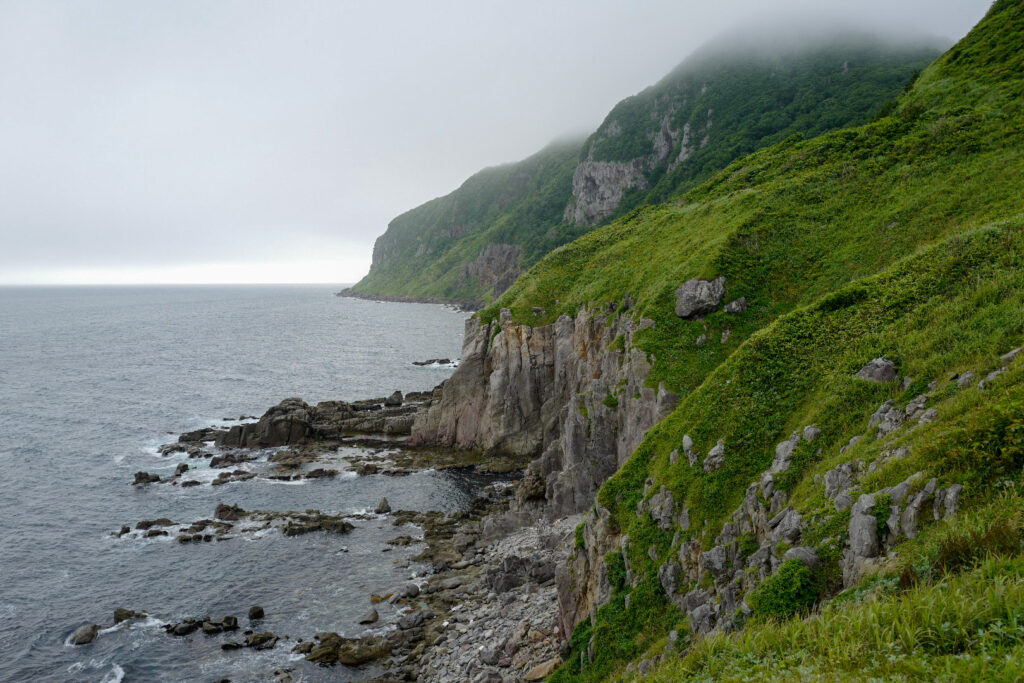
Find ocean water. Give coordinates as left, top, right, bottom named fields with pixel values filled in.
left=0, top=285, right=478, bottom=682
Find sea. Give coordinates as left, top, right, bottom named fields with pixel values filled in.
left=0, top=285, right=483, bottom=682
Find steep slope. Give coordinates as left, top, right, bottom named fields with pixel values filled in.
left=346, top=35, right=944, bottom=306
left=410, top=1, right=1024, bottom=680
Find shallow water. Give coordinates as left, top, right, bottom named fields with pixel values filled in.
left=0, top=285, right=477, bottom=682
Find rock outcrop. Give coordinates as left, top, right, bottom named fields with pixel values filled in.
left=411, top=307, right=677, bottom=518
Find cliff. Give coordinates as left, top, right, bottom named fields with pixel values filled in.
left=347, top=34, right=943, bottom=306
left=408, top=1, right=1024, bottom=679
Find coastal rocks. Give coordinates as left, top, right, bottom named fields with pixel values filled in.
left=248, top=606, right=265, bottom=620
left=113, top=608, right=145, bottom=624
left=376, top=497, right=392, bottom=514
left=133, top=471, right=161, bottom=485
left=306, top=632, right=391, bottom=666
left=358, top=609, right=379, bottom=625
left=69, top=624, right=100, bottom=645
left=674, top=277, right=727, bottom=319
left=216, top=503, right=246, bottom=521
left=413, top=358, right=453, bottom=366
left=854, top=357, right=898, bottom=383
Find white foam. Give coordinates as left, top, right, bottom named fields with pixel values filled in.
left=101, top=664, right=125, bottom=683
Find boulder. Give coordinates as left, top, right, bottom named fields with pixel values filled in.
left=956, top=371, right=976, bottom=388
left=375, top=497, right=392, bottom=514
left=703, top=439, right=725, bottom=473
left=1002, top=347, right=1022, bottom=365
left=783, top=546, right=820, bottom=568
left=133, top=471, right=160, bottom=485
left=524, top=657, right=562, bottom=681
left=215, top=503, right=246, bottom=521
left=723, top=297, right=747, bottom=314
left=357, top=609, right=378, bottom=625
left=69, top=623, right=100, bottom=645
left=174, top=463, right=189, bottom=476
left=854, top=357, right=898, bottom=383
left=246, top=631, right=278, bottom=649
left=384, top=391, right=403, bottom=407
left=398, top=610, right=426, bottom=629
left=674, top=277, right=726, bottom=319
left=113, top=608, right=144, bottom=624
left=248, top=605, right=265, bottom=620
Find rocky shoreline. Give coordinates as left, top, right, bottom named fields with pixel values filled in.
left=79, top=383, right=573, bottom=682
left=335, top=288, right=484, bottom=313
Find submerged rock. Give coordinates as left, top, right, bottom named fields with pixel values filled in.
left=133, top=471, right=161, bottom=485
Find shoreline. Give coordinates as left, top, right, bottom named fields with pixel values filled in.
left=335, top=288, right=484, bottom=313
left=108, top=389, right=567, bottom=681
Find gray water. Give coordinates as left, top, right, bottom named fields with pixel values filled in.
left=0, top=285, right=477, bottom=682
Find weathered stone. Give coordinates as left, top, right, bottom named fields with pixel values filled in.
left=802, top=424, right=821, bottom=442
left=648, top=486, right=676, bottom=531
left=782, top=546, right=819, bottom=568
left=375, top=497, right=392, bottom=514
left=69, top=624, right=100, bottom=645
left=674, top=277, right=727, bottom=319
left=133, top=471, right=160, bottom=485
left=854, top=357, right=898, bottom=383
left=357, top=609, right=378, bottom=625
left=704, top=439, right=725, bottom=473
left=658, top=561, right=682, bottom=596
left=384, top=390, right=403, bottom=407
left=1002, top=347, right=1022, bottom=365
left=723, top=297, right=747, bottom=314
left=956, top=371, right=976, bottom=388
left=248, top=605, right=265, bottom=620
left=524, top=657, right=562, bottom=680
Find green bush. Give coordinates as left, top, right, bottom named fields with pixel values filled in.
left=748, top=559, right=819, bottom=620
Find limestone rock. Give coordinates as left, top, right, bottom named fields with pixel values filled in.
left=854, top=357, right=898, bottom=383
left=674, top=277, right=727, bottom=319
left=723, top=297, right=747, bottom=314
left=704, top=439, right=726, bottom=473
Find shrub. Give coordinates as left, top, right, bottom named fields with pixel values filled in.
left=749, top=559, right=819, bottom=620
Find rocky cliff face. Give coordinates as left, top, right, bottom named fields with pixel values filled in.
left=411, top=305, right=677, bottom=519
left=459, top=243, right=524, bottom=298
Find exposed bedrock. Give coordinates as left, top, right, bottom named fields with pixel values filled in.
left=411, top=307, right=677, bottom=519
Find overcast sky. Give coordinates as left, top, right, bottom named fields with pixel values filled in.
left=0, top=0, right=992, bottom=284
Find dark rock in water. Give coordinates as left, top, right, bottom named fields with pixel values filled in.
left=221, top=641, right=242, bottom=650
left=174, top=463, right=189, bottom=476
left=202, top=621, right=222, bottom=634
left=412, top=358, right=451, bottom=366
left=304, top=468, right=338, bottom=479
left=136, top=518, right=173, bottom=530
left=178, top=426, right=224, bottom=443
left=215, top=503, right=247, bottom=521
left=144, top=529, right=168, bottom=538
left=180, top=480, right=201, bottom=488
left=210, top=452, right=253, bottom=469
left=292, top=640, right=315, bottom=654
left=246, top=631, right=278, bottom=650
left=248, top=605, right=265, bottom=620
left=69, top=623, right=100, bottom=645
left=384, top=390, right=403, bottom=407
left=403, top=582, right=420, bottom=598
left=113, top=608, right=144, bottom=624
left=221, top=615, right=239, bottom=630
left=357, top=609, right=379, bottom=625
left=855, top=357, right=898, bottom=383
left=217, top=398, right=313, bottom=448
left=133, top=471, right=161, bottom=485
left=282, top=515, right=353, bottom=537
left=170, top=620, right=200, bottom=636
left=116, top=525, right=131, bottom=537
left=375, top=497, right=391, bottom=514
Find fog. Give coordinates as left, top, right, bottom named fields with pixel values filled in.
left=0, top=0, right=992, bottom=284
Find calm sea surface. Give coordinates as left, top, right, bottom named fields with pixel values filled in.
left=0, top=285, right=475, bottom=682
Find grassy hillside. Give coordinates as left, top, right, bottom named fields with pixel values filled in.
left=578, top=32, right=945, bottom=221
left=479, top=0, right=1024, bottom=680
left=349, top=37, right=943, bottom=305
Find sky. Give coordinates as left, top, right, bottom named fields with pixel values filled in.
left=0, top=0, right=994, bottom=285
